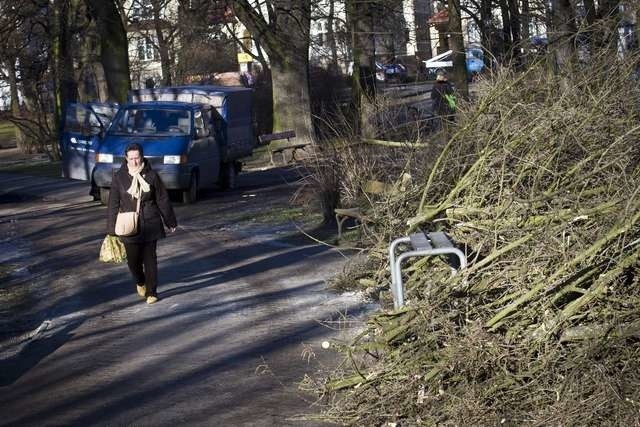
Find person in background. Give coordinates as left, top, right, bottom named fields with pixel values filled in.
left=107, top=143, right=177, bottom=304
left=241, top=70, right=255, bottom=87
left=430, top=68, right=456, bottom=131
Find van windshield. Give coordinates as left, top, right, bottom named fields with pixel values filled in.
left=109, top=108, right=192, bottom=136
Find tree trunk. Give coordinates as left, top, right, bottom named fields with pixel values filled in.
left=76, top=14, right=109, bottom=103
left=417, top=0, right=433, bottom=61
left=507, top=0, right=522, bottom=68
left=326, top=0, right=340, bottom=74
left=51, top=0, right=77, bottom=160
left=583, top=0, right=597, bottom=26
left=152, top=0, right=173, bottom=86
left=86, top=0, right=130, bottom=103
left=480, top=0, right=492, bottom=63
left=521, top=0, right=530, bottom=57
left=270, top=56, right=314, bottom=143
left=448, top=0, right=468, bottom=98
left=232, top=1, right=315, bottom=144
left=5, top=59, right=27, bottom=152
left=550, top=0, right=576, bottom=72
left=596, top=0, right=619, bottom=51
left=347, top=0, right=377, bottom=138
left=498, top=0, right=512, bottom=63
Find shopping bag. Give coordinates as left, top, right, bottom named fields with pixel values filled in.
left=444, top=93, right=456, bottom=111
left=99, top=235, right=127, bottom=263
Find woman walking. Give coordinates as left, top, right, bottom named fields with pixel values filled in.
left=107, top=143, right=177, bottom=304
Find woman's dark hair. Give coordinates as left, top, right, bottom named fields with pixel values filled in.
left=124, top=142, right=144, bottom=157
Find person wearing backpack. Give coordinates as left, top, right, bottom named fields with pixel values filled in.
left=430, top=68, right=456, bottom=131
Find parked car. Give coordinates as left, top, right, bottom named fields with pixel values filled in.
left=423, top=48, right=486, bottom=80
left=377, top=61, right=408, bottom=82
left=347, top=60, right=408, bottom=82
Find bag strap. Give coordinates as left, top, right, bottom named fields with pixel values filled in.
left=135, top=194, right=141, bottom=213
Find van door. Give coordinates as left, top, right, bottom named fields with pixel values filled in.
left=192, top=108, right=220, bottom=186
left=60, top=103, right=118, bottom=181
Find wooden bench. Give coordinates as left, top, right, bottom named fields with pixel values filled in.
left=257, top=130, right=308, bottom=165
left=258, top=130, right=296, bottom=145
left=388, top=231, right=467, bottom=309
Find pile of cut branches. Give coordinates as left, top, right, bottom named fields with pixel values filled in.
left=311, top=53, right=640, bottom=425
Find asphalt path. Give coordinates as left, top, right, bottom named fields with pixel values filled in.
left=0, top=167, right=370, bottom=426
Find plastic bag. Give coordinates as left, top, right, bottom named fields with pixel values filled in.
left=99, top=235, right=127, bottom=263
left=444, top=93, right=456, bottom=111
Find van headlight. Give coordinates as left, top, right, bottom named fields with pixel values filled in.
left=164, top=155, right=186, bottom=164
left=96, top=153, right=113, bottom=163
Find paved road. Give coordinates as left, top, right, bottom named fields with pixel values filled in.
left=0, top=168, right=370, bottom=426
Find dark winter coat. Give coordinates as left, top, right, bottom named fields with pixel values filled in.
left=431, top=80, right=455, bottom=117
left=107, top=160, right=177, bottom=243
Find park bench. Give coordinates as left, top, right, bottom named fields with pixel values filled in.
left=270, top=143, right=309, bottom=165
left=388, top=231, right=467, bottom=309
left=258, top=130, right=309, bottom=165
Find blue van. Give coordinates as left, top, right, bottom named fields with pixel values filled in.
left=61, top=86, right=256, bottom=204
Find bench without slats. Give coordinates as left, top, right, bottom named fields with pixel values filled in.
left=389, top=231, right=467, bottom=309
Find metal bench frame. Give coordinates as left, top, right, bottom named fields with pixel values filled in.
left=389, top=231, right=467, bottom=309
left=269, top=143, right=309, bottom=165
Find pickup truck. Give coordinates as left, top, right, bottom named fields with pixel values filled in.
left=60, top=85, right=256, bottom=204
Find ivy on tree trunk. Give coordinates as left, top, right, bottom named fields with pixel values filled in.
left=86, top=0, right=130, bottom=104
left=231, top=0, right=315, bottom=144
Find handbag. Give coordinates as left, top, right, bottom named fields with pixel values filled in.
left=115, top=195, right=141, bottom=236
left=99, top=234, right=127, bottom=263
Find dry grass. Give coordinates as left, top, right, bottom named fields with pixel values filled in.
left=308, top=51, right=640, bottom=425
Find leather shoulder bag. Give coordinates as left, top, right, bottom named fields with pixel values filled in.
left=115, top=194, right=141, bottom=237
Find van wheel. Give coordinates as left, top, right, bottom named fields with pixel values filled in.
left=99, top=187, right=110, bottom=205
left=183, top=173, right=198, bottom=204
left=221, top=162, right=237, bottom=190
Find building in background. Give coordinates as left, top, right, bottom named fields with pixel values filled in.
left=120, top=0, right=488, bottom=85
left=124, top=0, right=180, bottom=89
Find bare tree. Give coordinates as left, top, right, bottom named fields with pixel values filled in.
left=549, top=0, right=576, bottom=72
left=124, top=0, right=179, bottom=86
left=0, top=0, right=60, bottom=156
left=0, top=1, right=30, bottom=152
left=86, top=0, right=130, bottom=102
left=345, top=0, right=378, bottom=138
left=449, top=0, right=468, bottom=97
left=231, top=0, right=315, bottom=144
left=177, top=0, right=238, bottom=82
